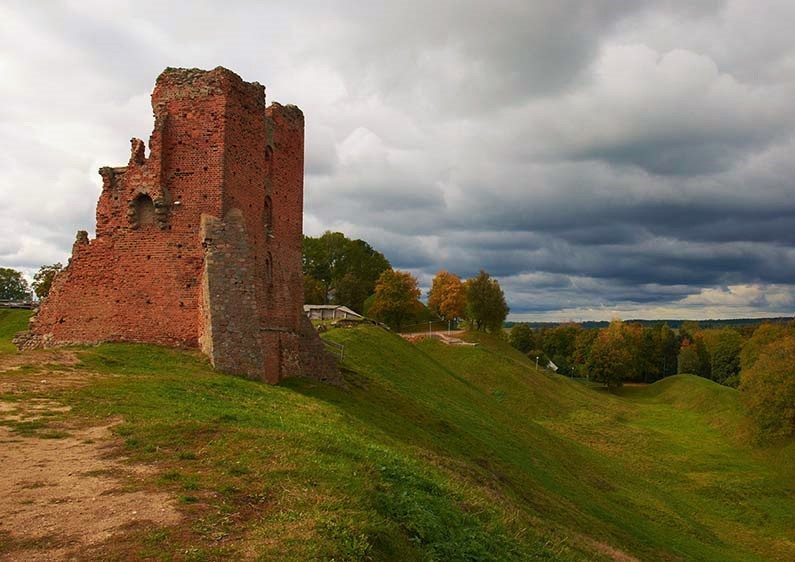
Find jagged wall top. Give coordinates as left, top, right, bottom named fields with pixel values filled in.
left=153, top=66, right=267, bottom=108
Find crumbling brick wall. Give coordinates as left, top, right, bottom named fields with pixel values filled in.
left=19, top=66, right=337, bottom=383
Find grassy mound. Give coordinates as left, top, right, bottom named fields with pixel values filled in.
left=0, top=318, right=792, bottom=561
left=617, top=375, right=745, bottom=433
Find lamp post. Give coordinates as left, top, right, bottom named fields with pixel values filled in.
left=535, top=356, right=539, bottom=371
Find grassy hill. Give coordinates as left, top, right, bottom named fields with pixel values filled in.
left=0, top=309, right=31, bottom=353
left=0, top=315, right=793, bottom=560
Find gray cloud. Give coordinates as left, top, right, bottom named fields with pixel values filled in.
left=1, top=0, right=794, bottom=319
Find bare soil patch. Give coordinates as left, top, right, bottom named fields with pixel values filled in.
left=0, top=349, right=79, bottom=372
left=0, top=370, right=181, bottom=561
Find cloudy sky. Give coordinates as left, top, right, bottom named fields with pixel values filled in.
left=2, top=1, right=794, bottom=321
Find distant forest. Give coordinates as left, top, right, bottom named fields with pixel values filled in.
left=506, top=317, right=795, bottom=330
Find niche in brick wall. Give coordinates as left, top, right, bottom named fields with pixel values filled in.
left=132, top=194, right=156, bottom=228
left=265, top=252, right=273, bottom=286
left=264, top=195, right=273, bottom=237
left=264, top=145, right=273, bottom=176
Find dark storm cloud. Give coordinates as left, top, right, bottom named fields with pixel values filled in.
left=2, top=0, right=794, bottom=319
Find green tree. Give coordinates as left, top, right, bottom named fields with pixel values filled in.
left=679, top=321, right=701, bottom=342
left=303, top=275, right=327, bottom=305
left=540, top=324, right=581, bottom=370
left=337, top=239, right=390, bottom=303
left=586, top=320, right=632, bottom=391
left=464, top=270, right=509, bottom=332
left=536, top=324, right=583, bottom=376
left=657, top=323, right=679, bottom=378
left=710, top=329, right=743, bottom=386
left=637, top=326, right=661, bottom=382
left=32, top=262, right=63, bottom=300
left=572, top=328, right=598, bottom=377
left=528, top=349, right=549, bottom=367
left=678, top=329, right=712, bottom=379
left=677, top=339, right=701, bottom=374
left=622, top=323, right=648, bottom=382
left=427, top=270, right=467, bottom=322
left=0, top=268, right=29, bottom=301
left=693, top=336, right=712, bottom=379
left=333, top=272, right=371, bottom=313
left=302, top=232, right=390, bottom=312
left=509, top=323, right=535, bottom=354
left=740, top=336, right=795, bottom=441
left=369, top=269, right=421, bottom=330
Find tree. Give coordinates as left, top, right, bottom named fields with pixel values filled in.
left=622, top=323, right=647, bottom=382
left=586, top=320, right=632, bottom=391
left=0, top=268, right=29, bottom=301
left=464, top=270, right=509, bottom=332
left=333, top=272, right=371, bottom=313
left=527, top=349, right=549, bottom=367
left=302, top=232, right=391, bottom=312
left=741, top=322, right=795, bottom=370
left=538, top=324, right=582, bottom=376
left=677, top=329, right=711, bottom=379
left=509, top=323, right=535, bottom=354
left=369, top=269, right=420, bottom=330
left=572, top=329, right=598, bottom=377
left=304, top=274, right=327, bottom=305
left=32, top=262, right=63, bottom=300
left=427, top=270, right=466, bottom=322
left=657, top=323, right=679, bottom=379
left=709, top=329, right=743, bottom=386
left=540, top=324, right=579, bottom=362
left=740, top=336, right=795, bottom=441
left=693, top=336, right=712, bottom=379
left=677, top=339, right=701, bottom=374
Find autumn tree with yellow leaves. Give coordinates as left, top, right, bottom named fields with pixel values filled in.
left=427, top=270, right=467, bottom=323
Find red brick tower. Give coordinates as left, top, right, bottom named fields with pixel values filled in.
left=18, top=67, right=337, bottom=383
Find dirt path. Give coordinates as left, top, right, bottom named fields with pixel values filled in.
left=0, top=358, right=181, bottom=561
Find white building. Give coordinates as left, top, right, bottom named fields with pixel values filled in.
left=304, top=304, right=364, bottom=321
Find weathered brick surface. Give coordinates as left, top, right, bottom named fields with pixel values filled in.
left=22, top=67, right=337, bottom=383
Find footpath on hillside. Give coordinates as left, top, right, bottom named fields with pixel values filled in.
left=400, top=329, right=477, bottom=346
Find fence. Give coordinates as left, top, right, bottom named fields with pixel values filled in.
left=398, top=320, right=458, bottom=335
left=322, top=339, right=345, bottom=362
left=0, top=300, right=34, bottom=309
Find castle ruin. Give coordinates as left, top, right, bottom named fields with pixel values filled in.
left=16, top=67, right=337, bottom=384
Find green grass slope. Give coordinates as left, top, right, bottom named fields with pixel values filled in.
left=0, top=318, right=792, bottom=561
left=617, top=375, right=745, bottom=434
left=0, top=309, right=31, bottom=353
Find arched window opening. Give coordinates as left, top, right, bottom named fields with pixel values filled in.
left=265, top=252, right=274, bottom=286
left=264, top=195, right=273, bottom=237
left=134, top=194, right=155, bottom=227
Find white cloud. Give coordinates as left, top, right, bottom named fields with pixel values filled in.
left=1, top=0, right=794, bottom=321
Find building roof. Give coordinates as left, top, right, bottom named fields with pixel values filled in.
left=303, top=304, right=363, bottom=318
